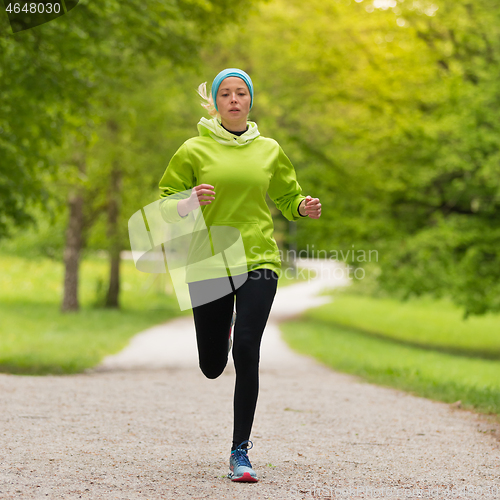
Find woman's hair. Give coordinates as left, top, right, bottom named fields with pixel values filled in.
left=197, top=82, right=219, bottom=118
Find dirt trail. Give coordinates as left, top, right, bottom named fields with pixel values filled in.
left=1, top=259, right=499, bottom=499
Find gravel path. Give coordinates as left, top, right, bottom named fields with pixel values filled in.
left=1, top=260, right=499, bottom=499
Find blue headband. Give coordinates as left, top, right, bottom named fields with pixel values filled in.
left=211, top=68, right=254, bottom=112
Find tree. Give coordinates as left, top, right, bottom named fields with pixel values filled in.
left=83, top=63, right=207, bottom=309
left=371, top=0, right=500, bottom=315
left=200, top=0, right=500, bottom=316
left=0, top=0, right=259, bottom=240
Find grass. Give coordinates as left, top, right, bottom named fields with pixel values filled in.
left=0, top=253, right=185, bottom=375
left=0, top=252, right=302, bottom=375
left=280, top=287, right=500, bottom=417
left=309, top=292, right=500, bottom=359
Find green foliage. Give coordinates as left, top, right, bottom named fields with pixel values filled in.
left=371, top=1, right=500, bottom=315
left=200, top=0, right=500, bottom=316
left=3, top=0, right=500, bottom=316
left=0, top=0, right=260, bottom=239
left=84, top=62, right=206, bottom=254
left=0, top=202, right=67, bottom=259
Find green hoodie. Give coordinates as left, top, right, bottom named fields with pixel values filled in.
left=158, top=117, right=307, bottom=282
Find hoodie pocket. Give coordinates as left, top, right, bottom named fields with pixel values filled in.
left=210, top=221, right=277, bottom=263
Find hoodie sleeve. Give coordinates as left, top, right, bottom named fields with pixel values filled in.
left=268, top=145, right=307, bottom=222
left=158, top=143, right=195, bottom=223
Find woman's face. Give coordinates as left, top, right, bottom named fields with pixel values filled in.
left=216, top=77, right=251, bottom=131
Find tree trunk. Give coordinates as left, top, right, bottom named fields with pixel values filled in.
left=105, top=159, right=122, bottom=308
left=61, top=191, right=84, bottom=312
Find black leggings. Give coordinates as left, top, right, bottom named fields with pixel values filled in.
left=188, top=268, right=278, bottom=450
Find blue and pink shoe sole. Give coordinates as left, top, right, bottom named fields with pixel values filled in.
left=229, top=471, right=258, bottom=482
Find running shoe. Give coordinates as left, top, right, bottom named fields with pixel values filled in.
left=228, top=310, right=236, bottom=354
left=228, top=440, right=258, bottom=482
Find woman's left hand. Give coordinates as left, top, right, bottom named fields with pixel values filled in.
left=301, top=196, right=322, bottom=219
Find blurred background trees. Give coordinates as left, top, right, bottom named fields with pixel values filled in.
left=1, top=0, right=257, bottom=310
left=1, top=0, right=499, bottom=316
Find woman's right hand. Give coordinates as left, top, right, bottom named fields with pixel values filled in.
left=177, top=184, right=216, bottom=217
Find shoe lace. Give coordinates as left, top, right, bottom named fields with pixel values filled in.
left=232, top=440, right=254, bottom=467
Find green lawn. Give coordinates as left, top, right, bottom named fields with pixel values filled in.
left=0, top=253, right=301, bottom=375
left=0, top=254, right=185, bottom=375
left=280, top=290, right=500, bottom=417
left=310, top=292, right=500, bottom=358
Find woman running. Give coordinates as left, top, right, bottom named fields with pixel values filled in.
left=158, top=68, right=321, bottom=482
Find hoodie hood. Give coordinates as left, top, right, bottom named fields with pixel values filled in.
left=197, top=117, right=260, bottom=147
